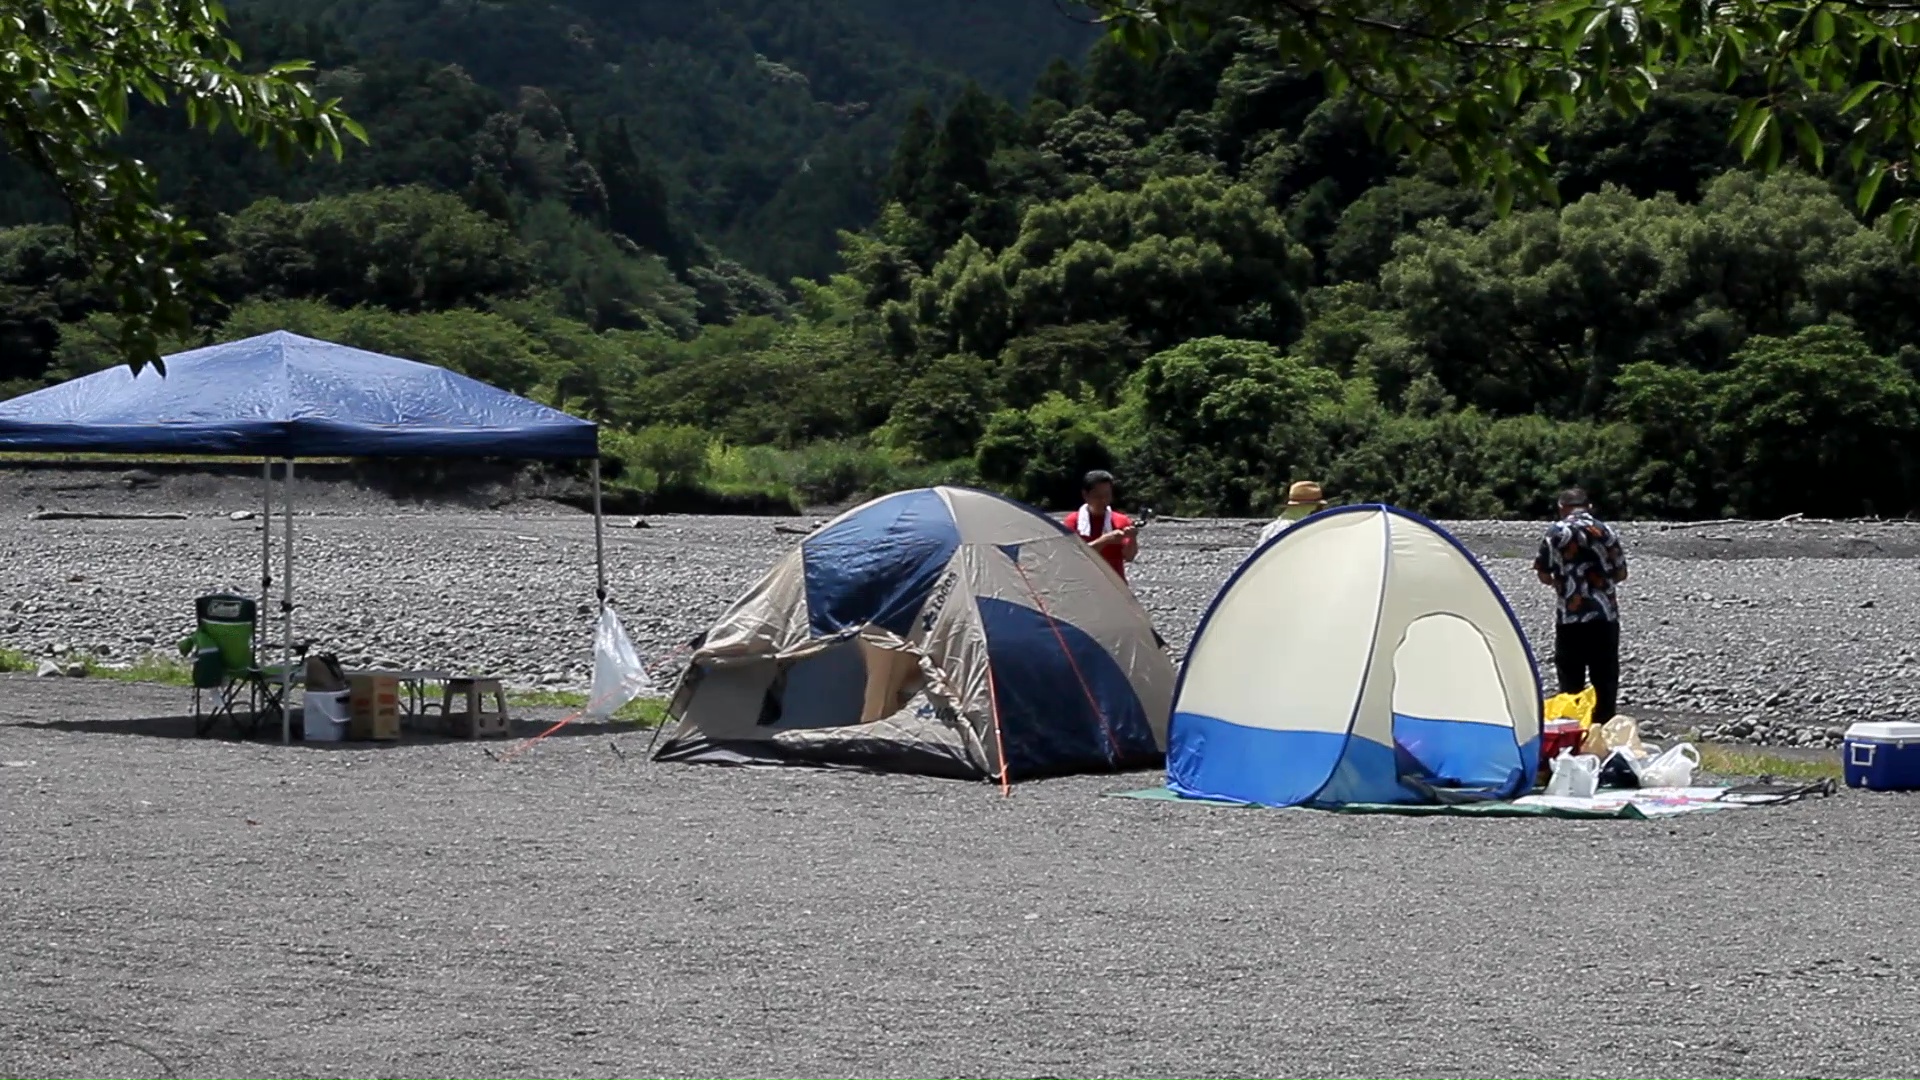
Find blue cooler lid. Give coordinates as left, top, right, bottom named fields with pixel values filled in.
left=1845, top=721, right=1920, bottom=741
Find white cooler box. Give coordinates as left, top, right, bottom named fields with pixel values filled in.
left=304, top=689, right=351, bottom=743
left=1843, top=721, right=1920, bottom=791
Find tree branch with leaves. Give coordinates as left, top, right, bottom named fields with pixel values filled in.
left=0, top=0, right=365, bottom=372
left=1084, top=0, right=1920, bottom=250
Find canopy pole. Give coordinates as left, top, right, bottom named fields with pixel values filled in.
left=260, top=457, right=272, bottom=623
left=281, top=458, right=296, bottom=745
left=591, top=457, right=607, bottom=607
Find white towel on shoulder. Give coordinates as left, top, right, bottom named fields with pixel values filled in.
left=1074, top=505, right=1110, bottom=538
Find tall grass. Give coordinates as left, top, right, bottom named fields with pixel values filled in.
left=601, top=426, right=976, bottom=509
left=82, top=653, right=196, bottom=686
left=1698, top=744, right=1843, bottom=782
left=505, top=689, right=668, bottom=725
left=0, top=646, right=196, bottom=686
left=3, top=646, right=666, bottom=726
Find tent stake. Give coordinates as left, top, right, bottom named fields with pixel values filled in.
left=591, top=456, right=607, bottom=607
left=281, top=457, right=295, bottom=745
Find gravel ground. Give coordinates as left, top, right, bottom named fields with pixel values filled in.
left=2, top=467, right=1917, bottom=747
left=2, top=676, right=1917, bottom=1079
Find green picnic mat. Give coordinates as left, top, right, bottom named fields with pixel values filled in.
left=1105, top=786, right=1717, bottom=819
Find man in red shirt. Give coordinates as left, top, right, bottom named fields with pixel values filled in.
left=1063, top=470, right=1139, bottom=582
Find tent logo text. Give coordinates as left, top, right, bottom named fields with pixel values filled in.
left=921, top=570, right=957, bottom=633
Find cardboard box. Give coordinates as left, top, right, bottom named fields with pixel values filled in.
left=348, top=674, right=402, bottom=741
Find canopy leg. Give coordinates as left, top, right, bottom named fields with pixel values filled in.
left=261, top=458, right=272, bottom=619
left=591, top=456, right=607, bottom=608
left=281, top=458, right=295, bottom=745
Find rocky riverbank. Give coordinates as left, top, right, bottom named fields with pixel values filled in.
left=0, top=468, right=1913, bottom=749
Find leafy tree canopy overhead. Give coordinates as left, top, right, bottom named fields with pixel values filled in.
left=0, top=0, right=365, bottom=372
left=1083, top=0, right=1920, bottom=250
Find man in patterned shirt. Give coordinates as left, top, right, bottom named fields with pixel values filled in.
left=1534, top=487, right=1630, bottom=723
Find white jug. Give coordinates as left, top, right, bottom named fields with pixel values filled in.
left=1546, top=748, right=1601, bottom=798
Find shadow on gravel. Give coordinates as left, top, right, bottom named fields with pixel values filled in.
left=16, top=713, right=648, bottom=745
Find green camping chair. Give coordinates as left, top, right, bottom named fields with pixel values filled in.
left=181, top=593, right=307, bottom=737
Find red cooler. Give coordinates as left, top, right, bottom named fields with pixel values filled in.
left=1539, top=720, right=1585, bottom=785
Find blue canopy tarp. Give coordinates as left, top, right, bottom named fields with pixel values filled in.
left=0, top=330, right=608, bottom=745
left=0, top=330, right=596, bottom=459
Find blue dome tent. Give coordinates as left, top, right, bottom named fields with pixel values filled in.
left=654, top=486, right=1176, bottom=784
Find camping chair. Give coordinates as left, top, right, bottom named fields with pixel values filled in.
left=184, top=593, right=308, bottom=737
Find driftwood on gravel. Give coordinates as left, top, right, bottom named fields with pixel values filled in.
left=1659, top=516, right=1816, bottom=531
left=27, top=510, right=189, bottom=522
left=1657, top=512, right=1920, bottom=530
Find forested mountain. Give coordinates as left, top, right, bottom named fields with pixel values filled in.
left=0, top=0, right=1098, bottom=283
left=2, top=8, right=1916, bottom=520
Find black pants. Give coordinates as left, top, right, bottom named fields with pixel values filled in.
left=1555, top=618, right=1620, bottom=724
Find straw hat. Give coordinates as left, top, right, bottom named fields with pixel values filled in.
left=1286, top=480, right=1327, bottom=507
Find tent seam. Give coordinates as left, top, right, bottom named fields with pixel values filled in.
left=1305, top=507, right=1394, bottom=806
left=1383, top=505, right=1546, bottom=721
left=987, top=663, right=1012, bottom=795
left=1007, top=556, right=1125, bottom=768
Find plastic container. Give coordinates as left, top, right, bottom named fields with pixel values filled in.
left=304, top=689, right=350, bottom=743
left=1843, top=721, right=1920, bottom=791
left=1539, top=720, right=1584, bottom=784
left=1546, top=749, right=1600, bottom=798
left=1635, top=743, right=1700, bottom=788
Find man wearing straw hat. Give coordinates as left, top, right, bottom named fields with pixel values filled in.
left=1256, top=480, right=1329, bottom=546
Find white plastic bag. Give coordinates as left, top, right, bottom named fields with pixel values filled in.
left=1546, top=749, right=1602, bottom=798
left=586, top=603, right=654, bottom=722
left=1634, top=742, right=1701, bottom=788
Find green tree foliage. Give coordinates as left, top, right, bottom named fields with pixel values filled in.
left=513, top=199, right=701, bottom=335
left=215, top=0, right=1098, bottom=282
left=8, top=7, right=1920, bottom=521
left=881, top=352, right=999, bottom=463
left=590, top=118, right=691, bottom=271
left=1119, top=336, right=1340, bottom=514
left=1291, top=385, right=1645, bottom=519
left=1616, top=325, right=1920, bottom=517
left=614, top=424, right=711, bottom=492
left=1086, top=0, right=1920, bottom=256
left=0, top=226, right=100, bottom=386
left=880, top=172, right=1307, bottom=365
left=975, top=393, right=1116, bottom=508
left=1, top=0, right=364, bottom=370
left=1373, top=172, right=1920, bottom=418
left=215, top=186, right=529, bottom=312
